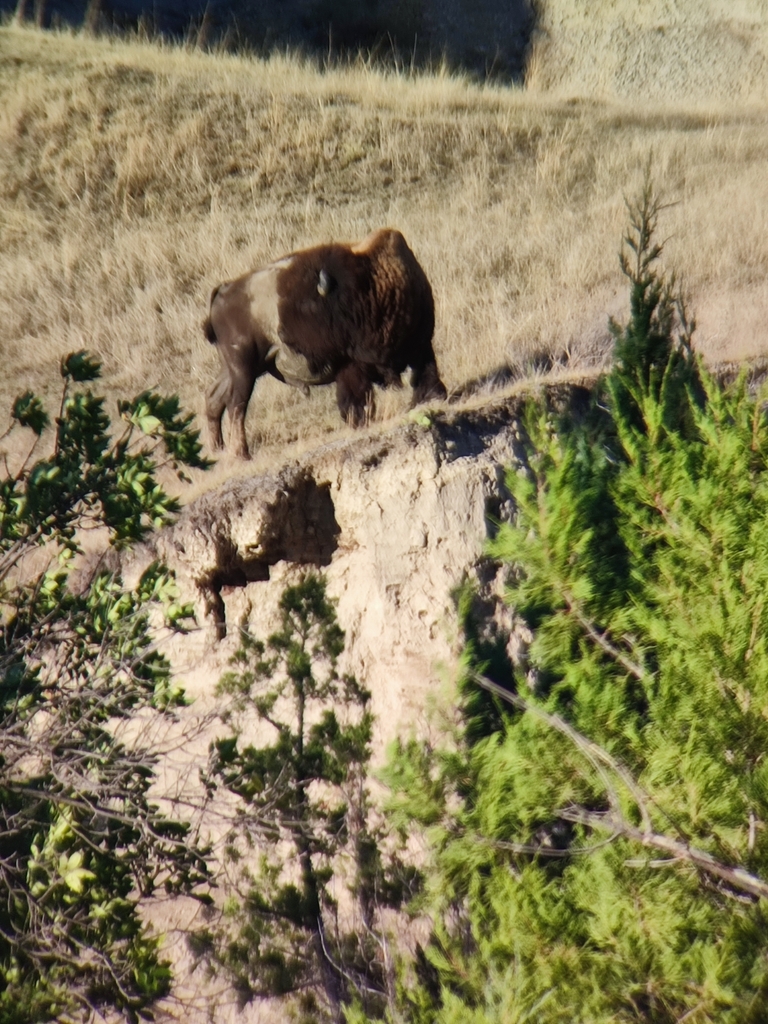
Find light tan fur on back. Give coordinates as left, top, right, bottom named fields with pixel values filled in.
left=244, top=265, right=285, bottom=348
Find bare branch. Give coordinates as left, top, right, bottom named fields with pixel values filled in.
left=559, top=806, right=768, bottom=902
left=562, top=591, right=648, bottom=682
left=477, top=831, right=622, bottom=859
left=472, top=675, right=768, bottom=903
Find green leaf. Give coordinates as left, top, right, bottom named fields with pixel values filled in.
left=137, top=414, right=162, bottom=435
left=0, top=356, right=213, bottom=1024
left=63, top=868, right=96, bottom=894
left=60, top=350, right=101, bottom=382
left=11, top=392, right=49, bottom=436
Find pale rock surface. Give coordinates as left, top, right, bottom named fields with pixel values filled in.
left=529, top=0, right=768, bottom=102
left=127, top=399, right=533, bottom=1021
left=136, top=403, right=526, bottom=748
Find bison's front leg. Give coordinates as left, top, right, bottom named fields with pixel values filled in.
left=335, top=363, right=374, bottom=427
left=410, top=352, right=447, bottom=407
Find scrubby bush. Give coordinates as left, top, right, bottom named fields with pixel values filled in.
left=0, top=352, right=212, bottom=1024
left=194, top=574, right=413, bottom=1023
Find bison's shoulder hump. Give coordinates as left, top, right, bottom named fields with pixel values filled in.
left=352, top=227, right=408, bottom=257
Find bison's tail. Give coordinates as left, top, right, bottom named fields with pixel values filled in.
left=203, top=316, right=217, bottom=344
left=203, top=284, right=222, bottom=344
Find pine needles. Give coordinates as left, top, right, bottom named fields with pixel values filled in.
left=383, top=184, right=768, bottom=1023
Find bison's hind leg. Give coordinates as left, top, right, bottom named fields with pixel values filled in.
left=411, top=357, right=447, bottom=407
left=205, top=370, right=230, bottom=451
left=336, top=363, right=375, bottom=428
left=380, top=367, right=404, bottom=389
left=206, top=361, right=259, bottom=460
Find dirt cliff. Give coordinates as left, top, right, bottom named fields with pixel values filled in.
left=119, top=392, right=564, bottom=1021
left=130, top=396, right=542, bottom=756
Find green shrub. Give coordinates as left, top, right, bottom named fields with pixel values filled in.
left=383, top=183, right=768, bottom=1023
left=0, top=353, right=212, bottom=1024
left=195, top=574, right=412, bottom=1023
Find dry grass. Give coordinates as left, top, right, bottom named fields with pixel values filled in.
left=1, top=20, right=768, bottom=469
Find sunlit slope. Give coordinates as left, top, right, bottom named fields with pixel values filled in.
left=1, top=22, right=767, bottom=466
left=531, top=0, right=768, bottom=101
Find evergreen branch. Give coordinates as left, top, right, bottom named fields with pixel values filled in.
left=473, top=678, right=768, bottom=902
left=473, top=674, right=651, bottom=830
left=562, top=592, right=647, bottom=682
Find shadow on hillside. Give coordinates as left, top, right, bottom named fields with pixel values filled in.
left=451, top=348, right=579, bottom=401
left=5, top=0, right=539, bottom=80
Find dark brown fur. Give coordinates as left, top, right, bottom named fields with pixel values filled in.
left=203, top=228, right=446, bottom=458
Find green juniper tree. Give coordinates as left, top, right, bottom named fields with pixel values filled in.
left=383, top=182, right=768, bottom=1023
left=0, top=352, right=212, bottom=1024
left=195, top=574, right=407, bottom=1023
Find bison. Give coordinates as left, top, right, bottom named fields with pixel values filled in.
left=203, top=228, right=447, bottom=458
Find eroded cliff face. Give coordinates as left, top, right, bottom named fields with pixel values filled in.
left=126, top=390, right=596, bottom=1021
left=134, top=399, right=529, bottom=752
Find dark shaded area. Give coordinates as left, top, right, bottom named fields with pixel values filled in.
left=433, top=382, right=596, bottom=466
left=456, top=559, right=518, bottom=746
left=433, top=404, right=520, bottom=462
left=193, top=472, right=340, bottom=638
left=5, top=0, right=538, bottom=80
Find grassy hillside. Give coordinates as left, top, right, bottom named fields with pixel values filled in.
left=1, top=20, right=768, bottom=470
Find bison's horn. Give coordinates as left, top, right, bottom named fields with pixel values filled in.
left=317, top=268, right=332, bottom=297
